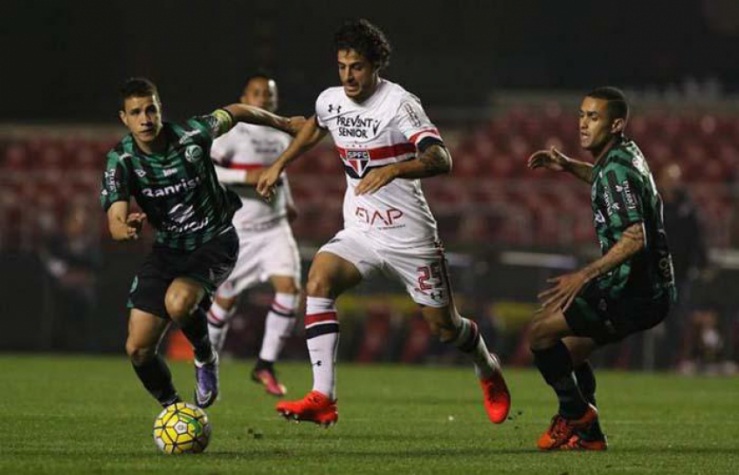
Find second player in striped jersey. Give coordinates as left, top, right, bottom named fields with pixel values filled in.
left=101, top=77, right=303, bottom=411
left=527, top=87, right=676, bottom=451
left=206, top=74, right=303, bottom=396
left=258, top=19, right=511, bottom=427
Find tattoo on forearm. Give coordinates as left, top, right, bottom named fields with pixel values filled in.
left=622, top=224, right=644, bottom=243
left=419, top=146, right=451, bottom=175
left=566, top=160, right=593, bottom=184
left=584, top=223, right=644, bottom=279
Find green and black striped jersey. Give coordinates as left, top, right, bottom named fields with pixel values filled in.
left=590, top=137, right=677, bottom=301
left=100, top=111, right=242, bottom=251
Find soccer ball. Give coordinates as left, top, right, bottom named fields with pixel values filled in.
left=153, top=402, right=211, bottom=454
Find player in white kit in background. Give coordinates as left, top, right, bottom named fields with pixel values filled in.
left=258, top=19, right=511, bottom=426
left=207, top=74, right=304, bottom=396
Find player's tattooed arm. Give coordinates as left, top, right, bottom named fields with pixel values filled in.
left=538, top=223, right=644, bottom=311
left=392, top=144, right=451, bottom=179
left=564, top=159, right=594, bottom=184
left=581, top=223, right=645, bottom=280
left=355, top=144, right=451, bottom=195
left=418, top=144, right=452, bottom=176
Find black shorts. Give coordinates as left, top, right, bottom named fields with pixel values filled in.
left=127, top=227, right=239, bottom=319
left=564, top=283, right=671, bottom=345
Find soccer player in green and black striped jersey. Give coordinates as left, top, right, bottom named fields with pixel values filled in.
left=526, top=87, right=676, bottom=451
left=101, top=77, right=304, bottom=409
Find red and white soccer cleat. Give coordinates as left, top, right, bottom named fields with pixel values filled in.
left=479, top=355, right=511, bottom=424
left=251, top=367, right=287, bottom=397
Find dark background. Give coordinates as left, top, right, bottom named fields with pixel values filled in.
left=4, top=0, right=739, bottom=122
left=2, top=0, right=737, bottom=371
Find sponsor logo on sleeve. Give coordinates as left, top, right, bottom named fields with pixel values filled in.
left=616, top=180, right=637, bottom=210
left=179, top=129, right=202, bottom=145
left=403, top=103, right=422, bottom=128
left=104, top=169, right=118, bottom=192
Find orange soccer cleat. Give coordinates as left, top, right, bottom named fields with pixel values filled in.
left=537, top=404, right=599, bottom=451
left=276, top=390, right=338, bottom=427
left=479, top=357, right=511, bottom=424
left=560, top=431, right=608, bottom=451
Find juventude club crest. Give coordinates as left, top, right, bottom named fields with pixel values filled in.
left=185, top=145, right=203, bottom=163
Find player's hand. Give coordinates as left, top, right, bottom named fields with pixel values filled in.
left=257, top=164, right=283, bottom=201
left=537, top=269, right=590, bottom=313
left=125, top=213, right=146, bottom=240
left=355, top=166, right=399, bottom=195
left=527, top=146, right=569, bottom=172
left=286, top=116, right=307, bottom=136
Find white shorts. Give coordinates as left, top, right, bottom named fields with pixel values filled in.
left=318, top=228, right=450, bottom=307
left=217, top=222, right=301, bottom=298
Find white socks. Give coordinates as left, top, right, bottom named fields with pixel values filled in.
left=304, top=296, right=340, bottom=399
left=451, top=318, right=498, bottom=379
left=207, top=301, right=235, bottom=353
left=259, top=292, right=298, bottom=362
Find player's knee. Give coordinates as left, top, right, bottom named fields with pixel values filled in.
left=165, top=293, right=196, bottom=320
left=529, top=315, right=556, bottom=351
left=305, top=274, right=333, bottom=298
left=279, top=281, right=301, bottom=296
left=126, top=341, right=156, bottom=365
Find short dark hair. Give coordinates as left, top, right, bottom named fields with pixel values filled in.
left=244, top=71, right=274, bottom=88
left=119, top=77, right=159, bottom=110
left=334, top=19, right=392, bottom=70
left=586, top=86, right=629, bottom=121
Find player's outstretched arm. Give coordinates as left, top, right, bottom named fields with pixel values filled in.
left=107, top=201, right=146, bottom=241
left=222, top=104, right=306, bottom=136
left=528, top=146, right=593, bottom=184
left=257, top=116, right=327, bottom=199
left=538, top=223, right=645, bottom=312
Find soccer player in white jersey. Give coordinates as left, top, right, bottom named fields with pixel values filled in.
left=257, top=19, right=510, bottom=426
left=207, top=74, right=302, bottom=396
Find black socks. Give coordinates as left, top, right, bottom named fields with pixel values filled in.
left=180, top=308, right=215, bottom=363
left=533, top=341, right=589, bottom=419
left=132, top=354, right=180, bottom=407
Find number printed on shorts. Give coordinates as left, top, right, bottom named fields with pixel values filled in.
left=417, top=263, right=442, bottom=291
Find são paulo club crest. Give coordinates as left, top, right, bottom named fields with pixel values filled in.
left=344, top=149, right=371, bottom=176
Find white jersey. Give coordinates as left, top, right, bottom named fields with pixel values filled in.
left=211, top=123, right=293, bottom=231
left=315, top=79, right=442, bottom=248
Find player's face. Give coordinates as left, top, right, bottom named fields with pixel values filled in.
left=119, top=95, right=163, bottom=146
left=338, top=49, right=378, bottom=103
left=241, top=77, right=278, bottom=112
left=579, top=97, right=619, bottom=152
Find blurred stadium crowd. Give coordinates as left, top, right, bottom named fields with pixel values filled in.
left=1, top=95, right=737, bottom=374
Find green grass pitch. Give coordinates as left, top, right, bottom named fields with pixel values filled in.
left=1, top=355, right=737, bottom=474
